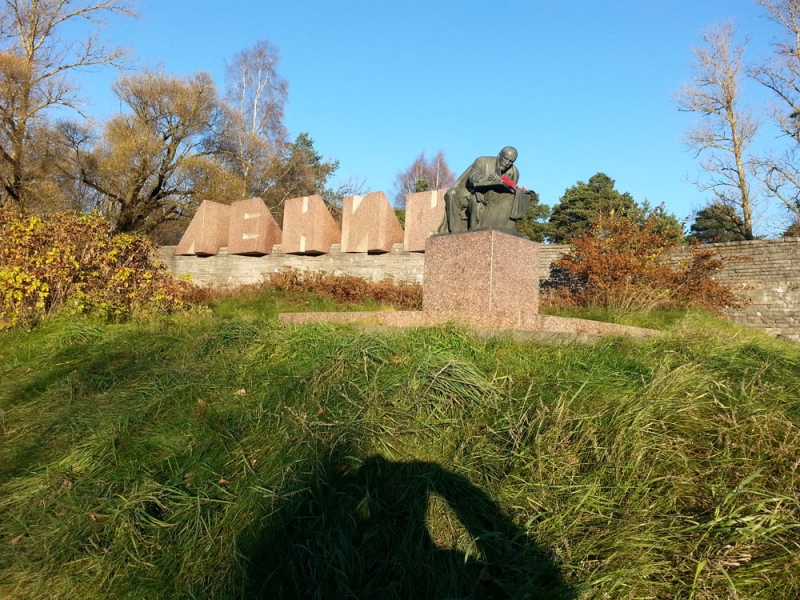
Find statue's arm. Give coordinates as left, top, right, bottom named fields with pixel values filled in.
left=469, top=170, right=501, bottom=189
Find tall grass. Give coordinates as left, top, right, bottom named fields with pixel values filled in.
left=1, top=297, right=798, bottom=598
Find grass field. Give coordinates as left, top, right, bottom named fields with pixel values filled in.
left=1, top=290, right=799, bottom=599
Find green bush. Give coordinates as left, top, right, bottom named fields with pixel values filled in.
left=0, top=210, right=197, bottom=329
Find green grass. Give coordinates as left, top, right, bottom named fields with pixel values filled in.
left=1, top=293, right=799, bottom=599
left=203, top=286, right=407, bottom=322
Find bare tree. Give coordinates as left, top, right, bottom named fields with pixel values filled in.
left=0, top=0, right=133, bottom=212
left=751, top=0, right=800, bottom=222
left=225, top=39, right=287, bottom=144
left=675, top=22, right=760, bottom=239
left=219, top=39, right=288, bottom=201
left=392, top=150, right=456, bottom=208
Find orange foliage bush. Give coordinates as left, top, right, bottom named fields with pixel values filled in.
left=202, top=269, right=423, bottom=310
left=542, top=210, right=746, bottom=314
left=0, top=210, right=197, bottom=329
left=266, top=269, right=422, bottom=309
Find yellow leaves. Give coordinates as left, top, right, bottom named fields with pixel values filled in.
left=0, top=210, right=197, bottom=328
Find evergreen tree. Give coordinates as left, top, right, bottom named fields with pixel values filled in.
left=688, top=202, right=748, bottom=243
left=636, top=201, right=685, bottom=243
left=515, top=201, right=552, bottom=243
left=548, top=173, right=636, bottom=243
left=784, top=220, right=800, bottom=238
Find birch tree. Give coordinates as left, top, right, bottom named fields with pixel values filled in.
left=220, top=39, right=288, bottom=201
left=392, top=150, right=456, bottom=207
left=675, top=22, right=759, bottom=240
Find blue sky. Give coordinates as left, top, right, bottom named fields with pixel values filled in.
left=72, top=0, right=786, bottom=232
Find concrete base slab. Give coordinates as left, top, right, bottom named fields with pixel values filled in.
left=277, top=310, right=661, bottom=339
left=353, top=325, right=606, bottom=344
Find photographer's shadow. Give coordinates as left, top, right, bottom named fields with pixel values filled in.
left=247, top=455, right=575, bottom=599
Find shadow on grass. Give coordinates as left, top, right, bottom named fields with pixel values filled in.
left=0, top=325, right=196, bottom=483
left=245, top=455, right=576, bottom=600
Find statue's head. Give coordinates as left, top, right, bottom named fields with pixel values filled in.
left=496, top=146, right=518, bottom=173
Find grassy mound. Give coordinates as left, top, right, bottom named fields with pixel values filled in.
left=1, top=294, right=798, bottom=599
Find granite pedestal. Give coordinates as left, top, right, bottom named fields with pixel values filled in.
left=277, top=228, right=660, bottom=341
left=422, top=229, right=539, bottom=316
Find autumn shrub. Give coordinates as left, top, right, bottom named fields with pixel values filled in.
left=0, top=210, right=197, bottom=329
left=267, top=269, right=422, bottom=309
left=201, top=269, right=423, bottom=310
left=542, top=210, right=746, bottom=314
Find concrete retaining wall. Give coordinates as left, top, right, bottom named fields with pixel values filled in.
left=160, top=244, right=428, bottom=286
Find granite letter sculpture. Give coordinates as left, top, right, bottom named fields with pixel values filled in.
left=341, top=191, right=404, bottom=253
left=438, top=146, right=536, bottom=234
left=403, top=188, right=447, bottom=251
left=228, top=197, right=282, bottom=255
left=281, top=195, right=341, bottom=255
left=174, top=200, right=231, bottom=256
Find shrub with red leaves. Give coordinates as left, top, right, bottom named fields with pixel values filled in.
left=266, top=269, right=422, bottom=309
left=543, top=210, right=746, bottom=314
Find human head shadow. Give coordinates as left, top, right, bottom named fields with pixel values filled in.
left=245, top=455, right=576, bottom=599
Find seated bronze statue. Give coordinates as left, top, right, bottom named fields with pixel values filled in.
left=438, top=146, right=536, bottom=234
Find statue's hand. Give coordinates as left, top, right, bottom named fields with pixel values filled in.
left=486, top=172, right=501, bottom=182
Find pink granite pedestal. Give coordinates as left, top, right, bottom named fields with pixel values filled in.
left=277, top=228, right=661, bottom=341
left=423, top=230, right=539, bottom=317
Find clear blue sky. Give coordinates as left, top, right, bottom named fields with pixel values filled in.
left=73, top=0, right=784, bottom=232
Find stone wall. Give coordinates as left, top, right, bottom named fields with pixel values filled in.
left=160, top=244, right=427, bottom=287
left=159, top=237, right=800, bottom=342
left=668, top=238, right=800, bottom=341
